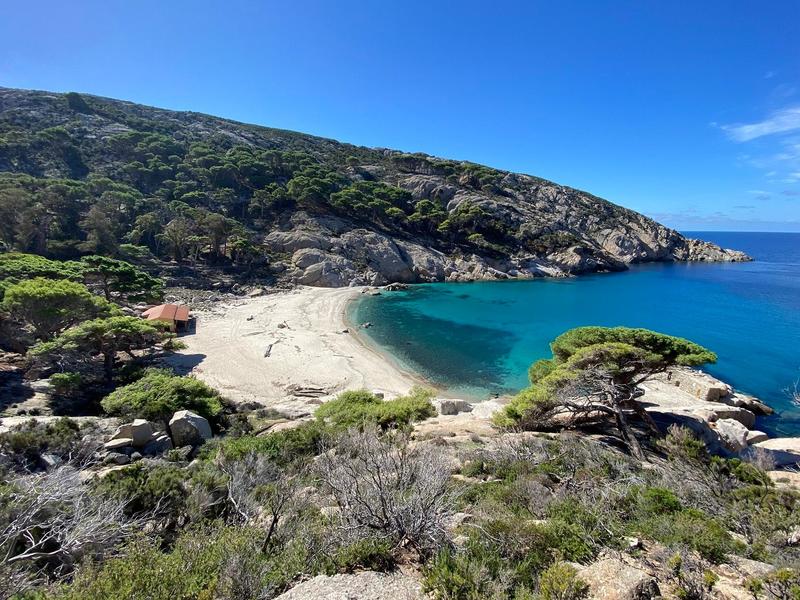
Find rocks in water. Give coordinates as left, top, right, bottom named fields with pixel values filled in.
left=576, top=557, right=660, bottom=600
left=169, top=410, right=212, bottom=447
left=384, top=282, right=409, bottom=291
left=685, top=238, right=751, bottom=262
left=274, top=571, right=425, bottom=600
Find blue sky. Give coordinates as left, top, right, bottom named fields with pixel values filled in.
left=1, top=1, right=799, bottom=231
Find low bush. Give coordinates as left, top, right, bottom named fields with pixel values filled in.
left=331, top=537, right=395, bottom=573
left=0, top=417, right=89, bottom=470
left=633, top=508, right=735, bottom=562
left=315, top=387, right=436, bottom=431
left=92, top=462, right=188, bottom=516
left=538, top=562, right=590, bottom=600
left=100, top=368, right=223, bottom=424
left=209, top=420, right=323, bottom=465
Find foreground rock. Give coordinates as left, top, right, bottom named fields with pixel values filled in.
left=752, top=437, right=800, bottom=467
left=168, top=410, right=212, bottom=447
left=575, top=557, right=660, bottom=600
left=641, top=368, right=780, bottom=457
left=274, top=572, right=425, bottom=600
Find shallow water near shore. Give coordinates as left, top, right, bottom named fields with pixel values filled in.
left=350, top=232, right=800, bottom=437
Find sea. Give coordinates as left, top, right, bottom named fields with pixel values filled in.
left=349, top=232, right=800, bottom=437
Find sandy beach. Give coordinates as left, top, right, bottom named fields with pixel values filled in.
left=166, top=286, right=422, bottom=417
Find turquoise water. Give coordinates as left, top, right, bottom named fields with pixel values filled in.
left=351, top=232, right=800, bottom=436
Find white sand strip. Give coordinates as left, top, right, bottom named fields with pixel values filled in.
left=166, top=286, right=423, bottom=416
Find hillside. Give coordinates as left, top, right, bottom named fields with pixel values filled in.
left=0, top=87, right=748, bottom=287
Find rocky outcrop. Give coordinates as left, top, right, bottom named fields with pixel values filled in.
left=685, top=238, right=751, bottom=262
left=273, top=572, right=425, bottom=600
left=575, top=557, right=660, bottom=600
left=0, top=87, right=751, bottom=289
left=641, top=368, right=776, bottom=456
left=751, top=438, right=800, bottom=468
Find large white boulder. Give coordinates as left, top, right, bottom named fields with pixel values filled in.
left=752, top=438, right=800, bottom=468
left=169, top=410, right=212, bottom=447
left=110, top=419, right=154, bottom=448
left=143, top=432, right=174, bottom=456
left=714, top=418, right=750, bottom=452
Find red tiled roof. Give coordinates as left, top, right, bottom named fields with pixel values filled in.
left=142, top=303, right=190, bottom=322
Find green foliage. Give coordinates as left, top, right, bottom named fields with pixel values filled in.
left=314, top=387, right=436, bottom=430
left=331, top=537, right=395, bottom=573
left=501, top=326, right=717, bottom=426
left=538, top=562, right=590, bottom=600
left=79, top=255, right=163, bottom=302
left=549, top=326, right=717, bottom=367
left=0, top=252, right=83, bottom=289
left=49, top=371, right=84, bottom=396
left=93, top=462, right=188, bottom=515
left=633, top=508, right=735, bottom=562
left=0, top=417, right=85, bottom=470
left=1, top=277, right=112, bottom=340
left=31, top=316, right=165, bottom=382
left=100, top=368, right=223, bottom=423
left=52, top=526, right=263, bottom=600
left=209, top=420, right=323, bottom=465
left=329, top=181, right=412, bottom=224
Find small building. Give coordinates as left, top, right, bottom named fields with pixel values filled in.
left=142, top=303, right=191, bottom=333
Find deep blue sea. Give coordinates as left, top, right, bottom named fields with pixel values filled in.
left=350, top=232, right=800, bottom=436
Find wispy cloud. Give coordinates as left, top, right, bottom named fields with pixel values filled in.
left=722, top=105, right=800, bottom=142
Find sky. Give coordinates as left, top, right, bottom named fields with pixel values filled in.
left=1, top=1, right=799, bottom=231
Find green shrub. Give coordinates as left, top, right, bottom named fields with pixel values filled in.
left=52, top=526, right=268, bottom=600
left=538, top=562, right=589, bottom=600
left=634, top=508, right=734, bottom=562
left=209, top=420, right=323, bottom=465
left=636, top=486, right=683, bottom=515
left=101, top=368, right=223, bottom=423
left=332, top=537, right=395, bottom=573
left=93, top=462, right=188, bottom=516
left=49, top=372, right=83, bottom=396
left=0, top=417, right=85, bottom=469
left=315, top=387, right=435, bottom=431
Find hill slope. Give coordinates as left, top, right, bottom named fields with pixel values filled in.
left=0, top=87, right=748, bottom=287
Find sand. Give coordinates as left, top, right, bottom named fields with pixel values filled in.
left=166, top=286, right=422, bottom=417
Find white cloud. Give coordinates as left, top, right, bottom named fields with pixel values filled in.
left=722, top=106, right=800, bottom=142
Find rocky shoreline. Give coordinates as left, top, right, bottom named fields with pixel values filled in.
left=264, top=213, right=751, bottom=287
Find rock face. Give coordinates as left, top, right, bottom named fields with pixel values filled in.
left=266, top=213, right=750, bottom=287
left=273, top=572, right=425, bottom=600
left=576, top=557, right=660, bottom=600
left=168, top=410, right=212, bottom=447
left=0, top=87, right=750, bottom=288
left=642, top=368, right=774, bottom=456
left=752, top=438, right=800, bottom=467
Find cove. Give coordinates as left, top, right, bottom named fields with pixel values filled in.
left=350, top=232, right=800, bottom=437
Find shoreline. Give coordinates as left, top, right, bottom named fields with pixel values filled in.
left=165, top=286, right=436, bottom=416
left=341, top=292, right=447, bottom=395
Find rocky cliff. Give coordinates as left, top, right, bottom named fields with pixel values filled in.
left=0, top=87, right=749, bottom=287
